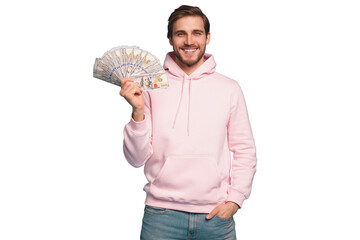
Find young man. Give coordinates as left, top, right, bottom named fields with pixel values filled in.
left=120, top=5, right=257, bottom=239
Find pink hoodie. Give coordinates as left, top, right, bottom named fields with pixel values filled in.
left=123, top=52, right=257, bottom=213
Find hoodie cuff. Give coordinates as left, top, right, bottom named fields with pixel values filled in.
left=128, top=113, right=147, bottom=133
left=226, top=189, right=246, bottom=209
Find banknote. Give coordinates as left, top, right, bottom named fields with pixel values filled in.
left=93, top=46, right=169, bottom=91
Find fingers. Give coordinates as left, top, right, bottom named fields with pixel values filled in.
left=119, top=78, right=142, bottom=97
left=123, top=83, right=143, bottom=96
left=120, top=78, right=133, bottom=87
left=119, top=78, right=133, bottom=96
left=206, top=208, right=219, bottom=220
left=206, top=202, right=235, bottom=220
left=120, top=78, right=141, bottom=88
left=130, top=85, right=143, bottom=96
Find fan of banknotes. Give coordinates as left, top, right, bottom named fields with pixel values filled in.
left=93, top=46, right=169, bottom=91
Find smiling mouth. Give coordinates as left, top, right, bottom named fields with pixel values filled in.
left=184, top=49, right=197, bottom=52
left=181, top=48, right=198, bottom=55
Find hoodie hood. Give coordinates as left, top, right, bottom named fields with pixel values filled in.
left=163, top=52, right=216, bottom=136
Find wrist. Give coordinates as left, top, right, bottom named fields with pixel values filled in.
left=226, top=201, right=240, bottom=209
left=132, top=108, right=144, bottom=122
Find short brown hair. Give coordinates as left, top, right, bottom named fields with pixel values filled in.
left=167, top=5, right=210, bottom=39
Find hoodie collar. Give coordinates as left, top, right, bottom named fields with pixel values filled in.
left=163, top=52, right=216, bottom=136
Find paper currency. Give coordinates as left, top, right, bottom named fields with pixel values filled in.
left=93, top=46, right=169, bottom=91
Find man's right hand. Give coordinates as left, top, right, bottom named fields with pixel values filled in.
left=119, top=78, right=145, bottom=122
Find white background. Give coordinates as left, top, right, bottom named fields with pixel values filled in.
left=1, top=0, right=359, bottom=239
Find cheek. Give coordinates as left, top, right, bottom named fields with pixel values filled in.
left=195, top=37, right=207, bottom=46
left=173, top=39, right=182, bottom=47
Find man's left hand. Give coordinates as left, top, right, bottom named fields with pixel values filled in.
left=206, top=201, right=240, bottom=220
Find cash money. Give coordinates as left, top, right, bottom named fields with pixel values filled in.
left=93, top=46, right=169, bottom=91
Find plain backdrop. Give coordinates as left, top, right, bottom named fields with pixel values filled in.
left=1, top=0, right=359, bottom=239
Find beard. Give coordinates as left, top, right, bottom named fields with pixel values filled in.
left=173, top=44, right=206, bottom=67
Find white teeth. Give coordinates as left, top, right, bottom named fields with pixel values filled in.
left=184, top=49, right=196, bottom=52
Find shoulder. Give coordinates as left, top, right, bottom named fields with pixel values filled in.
left=211, top=72, right=243, bottom=94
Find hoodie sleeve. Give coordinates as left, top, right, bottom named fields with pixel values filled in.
left=122, top=91, right=153, bottom=168
left=226, top=82, right=257, bottom=208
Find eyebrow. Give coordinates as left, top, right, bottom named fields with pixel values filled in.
left=174, top=29, right=204, bottom=35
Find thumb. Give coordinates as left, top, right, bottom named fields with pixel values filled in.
left=206, top=210, right=217, bottom=220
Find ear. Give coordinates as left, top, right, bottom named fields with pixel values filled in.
left=169, top=37, right=173, bottom=46
left=206, top=32, right=211, bottom=45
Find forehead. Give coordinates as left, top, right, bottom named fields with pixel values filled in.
left=173, top=16, right=205, bottom=32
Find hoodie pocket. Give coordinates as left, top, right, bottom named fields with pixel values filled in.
left=149, top=155, right=222, bottom=204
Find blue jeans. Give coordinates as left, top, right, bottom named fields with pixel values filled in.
left=140, top=205, right=237, bottom=240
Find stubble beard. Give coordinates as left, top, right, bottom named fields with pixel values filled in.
left=173, top=45, right=206, bottom=67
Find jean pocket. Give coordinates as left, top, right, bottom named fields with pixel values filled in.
left=213, top=215, right=233, bottom=221
left=144, top=205, right=169, bottom=215
left=149, top=155, right=222, bottom=204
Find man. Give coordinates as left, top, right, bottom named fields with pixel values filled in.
left=120, top=5, right=256, bottom=240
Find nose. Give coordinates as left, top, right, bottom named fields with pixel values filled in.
left=185, top=35, right=193, bottom=45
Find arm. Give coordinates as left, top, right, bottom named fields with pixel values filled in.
left=226, top=82, right=257, bottom=208
left=120, top=78, right=153, bottom=168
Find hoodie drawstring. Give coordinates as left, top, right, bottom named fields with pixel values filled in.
left=172, top=75, right=185, bottom=130
left=172, top=75, right=192, bottom=136
left=166, top=52, right=216, bottom=137
left=187, top=77, right=192, bottom=136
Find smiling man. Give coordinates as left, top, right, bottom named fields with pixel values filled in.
left=169, top=15, right=210, bottom=74
left=120, top=5, right=257, bottom=240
